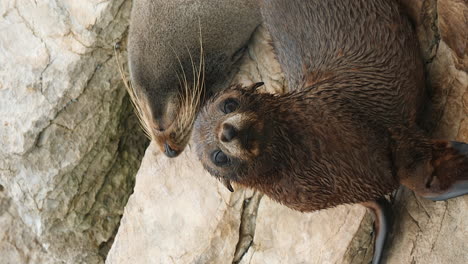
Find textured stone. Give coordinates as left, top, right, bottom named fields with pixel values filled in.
left=107, top=144, right=247, bottom=264
left=232, top=26, right=286, bottom=94
left=0, top=0, right=147, bottom=263
left=238, top=200, right=367, bottom=264
left=437, top=0, right=467, bottom=69
left=385, top=188, right=468, bottom=264
left=0, top=189, right=52, bottom=264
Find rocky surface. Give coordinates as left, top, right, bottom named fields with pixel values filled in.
left=0, top=187, right=52, bottom=263
left=106, top=145, right=245, bottom=264
left=0, top=0, right=147, bottom=263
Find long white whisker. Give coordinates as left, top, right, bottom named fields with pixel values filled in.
left=114, top=45, right=151, bottom=140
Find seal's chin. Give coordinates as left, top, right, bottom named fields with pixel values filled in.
left=241, top=125, right=254, bottom=148
left=155, top=133, right=186, bottom=158
left=163, top=142, right=181, bottom=158
left=240, top=124, right=263, bottom=157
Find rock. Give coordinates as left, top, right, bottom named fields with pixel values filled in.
left=437, top=0, right=467, bottom=70
left=0, top=0, right=147, bottom=263
left=0, top=188, right=52, bottom=264
left=385, top=188, right=468, bottom=264
left=238, top=199, right=368, bottom=264
left=106, top=144, right=247, bottom=264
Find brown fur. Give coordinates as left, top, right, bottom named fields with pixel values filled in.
left=194, top=0, right=422, bottom=210
left=193, top=1, right=468, bottom=263
left=193, top=0, right=468, bottom=210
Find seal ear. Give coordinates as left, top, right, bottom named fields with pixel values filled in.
left=246, top=82, right=265, bottom=92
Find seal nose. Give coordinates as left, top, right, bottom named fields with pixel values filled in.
left=164, top=142, right=179, bottom=158
left=221, top=123, right=237, bottom=142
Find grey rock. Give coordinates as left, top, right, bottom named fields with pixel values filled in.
left=0, top=0, right=147, bottom=263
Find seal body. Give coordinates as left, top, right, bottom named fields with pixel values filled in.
left=128, top=0, right=260, bottom=157
left=194, top=0, right=468, bottom=222
left=193, top=0, right=468, bottom=263
left=263, top=0, right=426, bottom=125
left=194, top=0, right=468, bottom=252
left=195, top=0, right=427, bottom=209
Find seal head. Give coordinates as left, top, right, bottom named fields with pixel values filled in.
left=193, top=83, right=272, bottom=191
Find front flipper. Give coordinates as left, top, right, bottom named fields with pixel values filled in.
left=361, top=197, right=393, bottom=264
left=424, top=181, right=468, bottom=201
left=416, top=141, right=468, bottom=201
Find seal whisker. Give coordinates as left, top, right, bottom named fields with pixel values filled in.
left=185, top=44, right=197, bottom=127
left=193, top=18, right=205, bottom=113
left=127, top=0, right=260, bottom=157
left=170, top=44, right=190, bottom=105
left=170, top=44, right=192, bottom=133
left=114, top=45, right=151, bottom=140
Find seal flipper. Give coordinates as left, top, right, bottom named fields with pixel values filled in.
left=389, top=127, right=468, bottom=201
left=424, top=181, right=468, bottom=201
left=361, top=197, right=393, bottom=264
left=420, top=141, right=468, bottom=201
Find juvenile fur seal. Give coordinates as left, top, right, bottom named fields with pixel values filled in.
left=192, top=0, right=468, bottom=263
left=127, top=0, right=260, bottom=157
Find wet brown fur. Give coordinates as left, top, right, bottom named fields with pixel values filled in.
left=193, top=0, right=468, bottom=212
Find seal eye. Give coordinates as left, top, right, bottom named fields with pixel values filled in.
left=212, top=150, right=230, bottom=166
left=221, top=98, right=239, bottom=114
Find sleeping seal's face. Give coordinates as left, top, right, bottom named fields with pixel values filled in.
left=193, top=83, right=270, bottom=191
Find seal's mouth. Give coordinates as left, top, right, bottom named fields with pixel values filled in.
left=240, top=124, right=263, bottom=157
left=164, top=142, right=180, bottom=158
left=155, top=132, right=185, bottom=158
left=241, top=125, right=255, bottom=149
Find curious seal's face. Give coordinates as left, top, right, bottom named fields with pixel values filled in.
left=131, top=89, right=196, bottom=158
left=193, top=83, right=269, bottom=190
left=125, top=70, right=205, bottom=158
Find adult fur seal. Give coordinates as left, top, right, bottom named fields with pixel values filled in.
left=193, top=0, right=468, bottom=263
left=127, top=0, right=260, bottom=157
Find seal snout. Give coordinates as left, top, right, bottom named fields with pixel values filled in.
left=220, top=123, right=238, bottom=142
left=164, top=142, right=179, bottom=158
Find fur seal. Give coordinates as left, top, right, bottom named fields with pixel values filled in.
left=127, top=0, right=260, bottom=157
left=193, top=0, right=468, bottom=263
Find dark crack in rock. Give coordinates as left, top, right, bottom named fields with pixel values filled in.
left=233, top=192, right=263, bottom=264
